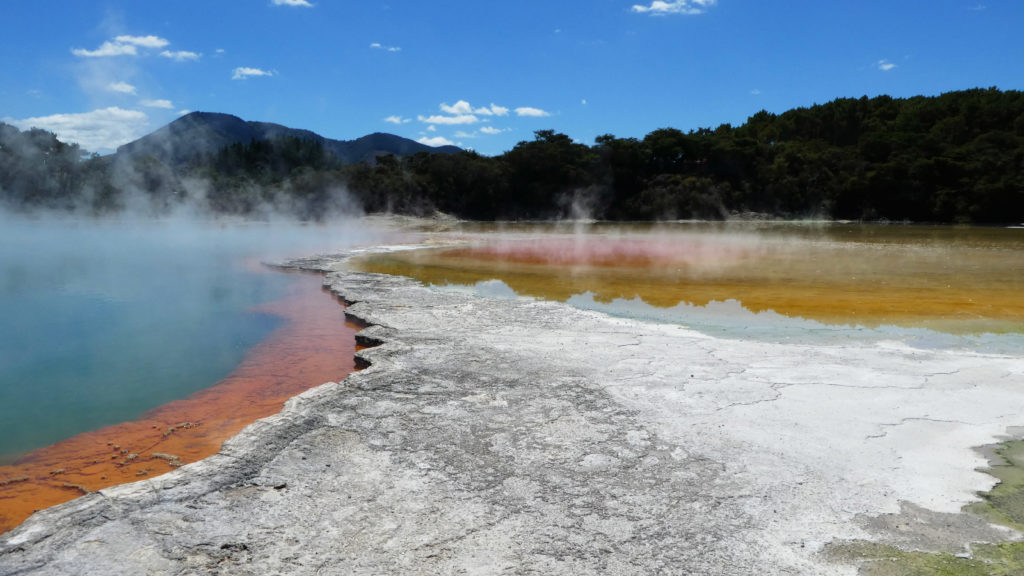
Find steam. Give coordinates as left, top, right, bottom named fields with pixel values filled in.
left=0, top=208, right=388, bottom=282
left=557, top=186, right=602, bottom=224
left=0, top=208, right=395, bottom=461
left=450, top=224, right=776, bottom=282
left=1, top=117, right=366, bottom=222
left=75, top=154, right=366, bottom=222
left=1, top=100, right=396, bottom=461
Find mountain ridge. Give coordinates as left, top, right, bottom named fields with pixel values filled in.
left=116, top=111, right=461, bottom=164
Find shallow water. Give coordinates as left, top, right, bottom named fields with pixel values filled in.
left=352, top=222, right=1024, bottom=349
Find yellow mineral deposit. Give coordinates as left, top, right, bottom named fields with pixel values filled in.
left=353, top=225, right=1024, bottom=334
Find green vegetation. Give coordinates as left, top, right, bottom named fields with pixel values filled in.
left=0, top=123, right=86, bottom=211
left=390, top=88, right=1024, bottom=223
left=967, top=440, right=1024, bottom=532
left=830, top=541, right=1024, bottom=575
left=827, top=439, right=1024, bottom=574
left=3, top=88, right=1023, bottom=222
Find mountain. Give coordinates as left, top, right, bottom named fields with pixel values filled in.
left=115, top=111, right=461, bottom=164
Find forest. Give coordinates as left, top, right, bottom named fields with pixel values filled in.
left=2, top=88, right=1023, bottom=223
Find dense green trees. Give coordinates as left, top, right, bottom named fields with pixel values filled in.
left=366, top=88, right=1022, bottom=223
left=3, top=88, right=1023, bottom=223
left=0, top=123, right=84, bottom=210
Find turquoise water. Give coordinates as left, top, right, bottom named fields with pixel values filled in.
left=0, top=215, right=378, bottom=464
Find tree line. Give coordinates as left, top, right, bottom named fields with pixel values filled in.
left=2, top=88, right=1023, bottom=223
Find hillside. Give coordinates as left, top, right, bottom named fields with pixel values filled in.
left=116, top=112, right=461, bottom=165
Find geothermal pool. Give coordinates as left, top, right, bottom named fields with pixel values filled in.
left=0, top=216, right=386, bottom=532
left=352, top=222, right=1024, bottom=347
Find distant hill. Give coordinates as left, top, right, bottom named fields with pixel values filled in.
left=116, top=111, right=461, bottom=164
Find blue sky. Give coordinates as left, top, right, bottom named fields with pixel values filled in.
left=2, top=0, right=1020, bottom=155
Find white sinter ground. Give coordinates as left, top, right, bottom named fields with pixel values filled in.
left=445, top=273, right=1024, bottom=555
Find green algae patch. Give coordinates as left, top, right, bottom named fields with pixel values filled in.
left=827, top=439, right=1024, bottom=574
left=828, top=541, right=1024, bottom=576
left=966, top=440, right=1024, bottom=532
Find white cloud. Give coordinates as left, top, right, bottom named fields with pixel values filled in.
left=160, top=50, right=201, bottom=62
left=140, top=99, right=174, bottom=109
left=440, top=100, right=473, bottom=115
left=453, top=130, right=477, bottom=138
left=631, top=0, right=717, bottom=15
left=426, top=125, right=437, bottom=132
left=107, top=81, right=137, bottom=94
left=178, top=109, right=191, bottom=116
left=370, top=42, right=401, bottom=52
left=418, top=113, right=479, bottom=125
left=515, top=107, right=551, bottom=117
left=750, top=88, right=761, bottom=95
left=115, top=35, right=170, bottom=48
left=877, top=59, right=897, bottom=71
left=384, top=115, right=411, bottom=124
left=272, top=0, right=314, bottom=6
left=418, top=136, right=455, bottom=147
left=6, top=107, right=149, bottom=153
left=232, top=67, right=275, bottom=80
left=72, top=41, right=137, bottom=58
left=440, top=101, right=509, bottom=116
left=409, top=101, right=542, bottom=129
left=581, top=98, right=588, bottom=105
left=72, top=35, right=174, bottom=58
left=477, top=103, right=509, bottom=116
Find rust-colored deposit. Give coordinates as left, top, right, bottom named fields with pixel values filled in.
left=352, top=230, right=1024, bottom=334
left=0, top=272, right=364, bottom=534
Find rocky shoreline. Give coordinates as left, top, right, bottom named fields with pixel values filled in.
left=2, top=249, right=1022, bottom=575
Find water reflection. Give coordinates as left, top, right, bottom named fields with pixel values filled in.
left=351, top=222, right=1024, bottom=339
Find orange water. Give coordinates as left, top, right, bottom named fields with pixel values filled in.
left=0, top=272, right=363, bottom=534
left=352, top=223, right=1024, bottom=334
